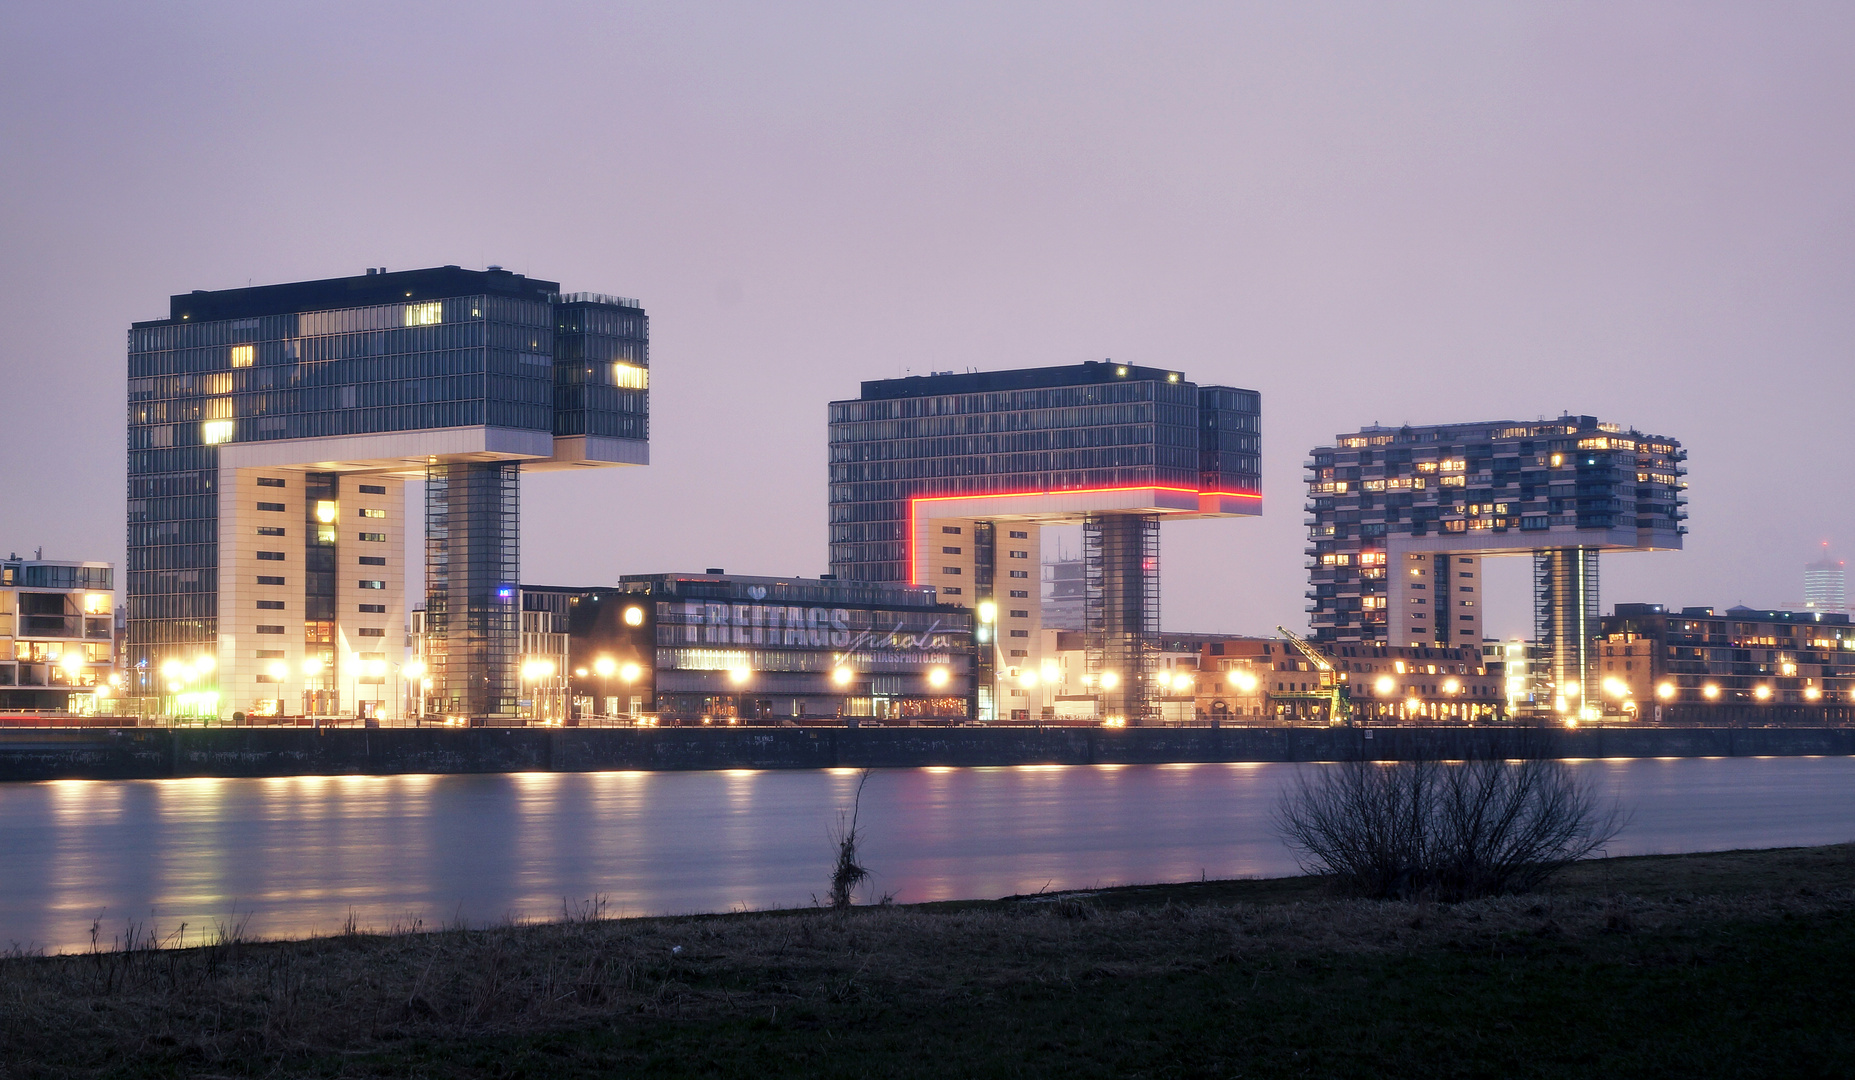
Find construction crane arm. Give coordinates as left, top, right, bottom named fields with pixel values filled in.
left=1275, top=625, right=1332, bottom=673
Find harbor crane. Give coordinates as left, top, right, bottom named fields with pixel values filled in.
left=1271, top=625, right=1353, bottom=725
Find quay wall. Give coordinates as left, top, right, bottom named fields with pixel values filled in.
left=0, top=725, right=1850, bottom=782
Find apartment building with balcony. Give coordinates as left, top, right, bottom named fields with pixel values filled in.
left=1306, top=415, right=1686, bottom=705
left=0, top=555, right=115, bottom=712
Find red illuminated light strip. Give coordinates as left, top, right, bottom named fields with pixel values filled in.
left=905, top=484, right=1261, bottom=585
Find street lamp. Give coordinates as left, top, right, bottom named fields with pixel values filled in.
left=521, top=657, right=557, bottom=722
left=620, top=661, right=641, bottom=719
left=402, top=659, right=427, bottom=721
left=593, top=656, right=616, bottom=719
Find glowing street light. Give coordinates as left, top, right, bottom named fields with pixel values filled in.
left=1374, top=675, right=1396, bottom=696
left=832, top=666, right=854, bottom=686
left=594, top=657, right=616, bottom=677
left=1656, top=682, right=1676, bottom=700
left=1442, top=677, right=1461, bottom=695
left=1805, top=685, right=1822, bottom=701
left=728, top=666, right=752, bottom=685
left=1702, top=683, right=1721, bottom=700
left=1754, top=684, right=1772, bottom=701
left=1099, top=671, right=1119, bottom=690
left=1226, top=669, right=1257, bottom=692
left=977, top=601, right=996, bottom=623
left=927, top=666, right=950, bottom=689
left=623, top=606, right=645, bottom=627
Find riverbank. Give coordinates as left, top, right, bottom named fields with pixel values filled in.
left=2, top=723, right=1853, bottom=780
left=3, top=844, right=1850, bottom=1077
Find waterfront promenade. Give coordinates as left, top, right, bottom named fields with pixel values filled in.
left=0, top=724, right=1850, bottom=781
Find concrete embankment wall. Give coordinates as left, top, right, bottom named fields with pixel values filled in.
left=0, top=726, right=1850, bottom=781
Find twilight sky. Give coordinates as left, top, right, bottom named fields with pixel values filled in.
left=3, top=2, right=1852, bottom=639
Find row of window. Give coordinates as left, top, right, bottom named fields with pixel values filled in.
left=253, top=624, right=387, bottom=636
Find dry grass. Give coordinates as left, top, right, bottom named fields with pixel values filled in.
left=0, top=844, right=1850, bottom=1076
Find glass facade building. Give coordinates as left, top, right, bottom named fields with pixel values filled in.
left=828, top=362, right=1261, bottom=723
left=126, top=266, right=649, bottom=722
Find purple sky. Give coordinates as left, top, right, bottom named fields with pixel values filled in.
left=3, top=2, right=1852, bottom=639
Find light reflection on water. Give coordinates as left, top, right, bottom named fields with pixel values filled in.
left=2, top=756, right=1851, bottom=953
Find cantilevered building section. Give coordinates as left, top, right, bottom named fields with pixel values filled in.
left=126, top=267, right=649, bottom=722
left=829, top=361, right=1261, bottom=723
left=1304, top=416, right=1685, bottom=708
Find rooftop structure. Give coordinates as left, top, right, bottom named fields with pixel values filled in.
left=128, top=266, right=650, bottom=722
left=829, top=361, right=1260, bottom=722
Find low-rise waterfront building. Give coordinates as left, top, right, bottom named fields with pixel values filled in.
left=1597, top=603, right=1855, bottom=723
left=527, top=572, right=976, bottom=724
left=0, top=555, right=116, bottom=713
left=1034, top=629, right=1502, bottom=724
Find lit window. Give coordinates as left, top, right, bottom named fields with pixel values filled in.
left=405, top=301, right=443, bottom=326
left=202, top=419, right=234, bottom=444
left=230, top=344, right=255, bottom=368
left=359, top=508, right=386, bottom=518
left=613, top=362, right=649, bottom=389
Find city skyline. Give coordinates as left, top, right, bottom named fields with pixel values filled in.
left=5, top=4, right=1855, bottom=640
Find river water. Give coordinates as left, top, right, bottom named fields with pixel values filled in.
left=2, top=756, right=1851, bottom=953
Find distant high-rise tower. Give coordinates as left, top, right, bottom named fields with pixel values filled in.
left=1805, top=546, right=1847, bottom=612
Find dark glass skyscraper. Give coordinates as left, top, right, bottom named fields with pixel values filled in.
left=828, top=361, right=1260, bottom=722
left=127, top=266, right=649, bottom=721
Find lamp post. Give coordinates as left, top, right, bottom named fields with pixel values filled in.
left=728, top=665, right=752, bottom=720
left=620, top=662, right=641, bottom=720
left=302, top=656, right=324, bottom=719
left=521, top=657, right=557, bottom=723
left=594, top=656, right=616, bottom=719
left=402, top=659, right=427, bottom=722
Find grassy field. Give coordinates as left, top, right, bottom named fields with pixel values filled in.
left=0, top=844, right=1851, bottom=1078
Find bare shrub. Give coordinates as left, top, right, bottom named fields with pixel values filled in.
left=828, top=769, right=873, bottom=910
left=1274, top=748, right=1626, bottom=901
